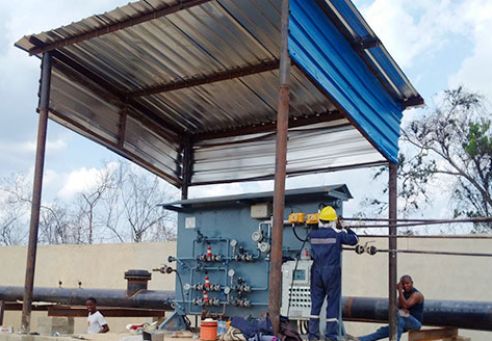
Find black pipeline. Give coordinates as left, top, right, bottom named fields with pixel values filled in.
left=342, top=296, right=492, bottom=331
left=1, top=286, right=492, bottom=331
left=0, top=286, right=174, bottom=310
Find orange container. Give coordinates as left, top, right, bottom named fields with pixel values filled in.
left=200, top=319, right=218, bottom=341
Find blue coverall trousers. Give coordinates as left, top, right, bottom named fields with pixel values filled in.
left=358, top=313, right=422, bottom=341
left=308, top=264, right=341, bottom=341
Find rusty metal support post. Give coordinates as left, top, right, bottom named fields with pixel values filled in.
left=21, top=52, right=52, bottom=333
left=269, top=0, right=290, bottom=335
left=181, top=136, right=192, bottom=200
left=0, top=300, right=5, bottom=326
left=388, top=163, right=398, bottom=340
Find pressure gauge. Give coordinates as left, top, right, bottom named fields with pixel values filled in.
left=224, top=286, right=231, bottom=295
left=251, top=231, right=263, bottom=242
left=230, top=239, right=238, bottom=247
left=259, top=242, right=271, bottom=253
left=228, top=269, right=235, bottom=277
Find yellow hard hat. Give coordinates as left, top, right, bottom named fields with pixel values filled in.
left=319, top=206, right=337, bottom=222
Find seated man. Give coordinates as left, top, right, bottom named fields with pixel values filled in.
left=356, top=275, right=424, bottom=341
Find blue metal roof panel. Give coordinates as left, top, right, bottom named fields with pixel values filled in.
left=289, top=0, right=403, bottom=163
left=324, top=0, right=371, bottom=38
left=366, top=47, right=415, bottom=99
left=321, top=0, right=423, bottom=105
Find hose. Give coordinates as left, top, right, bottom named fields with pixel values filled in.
left=175, top=270, right=187, bottom=315
left=292, top=225, right=309, bottom=242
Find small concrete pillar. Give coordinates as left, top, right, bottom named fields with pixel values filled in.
left=36, top=316, right=74, bottom=336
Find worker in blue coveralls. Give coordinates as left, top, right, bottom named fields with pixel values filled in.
left=308, top=206, right=359, bottom=341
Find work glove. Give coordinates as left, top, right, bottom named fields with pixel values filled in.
left=336, top=216, right=344, bottom=229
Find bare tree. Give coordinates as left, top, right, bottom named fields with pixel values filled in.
left=72, top=166, right=117, bottom=244
left=0, top=161, right=176, bottom=245
left=38, top=202, right=72, bottom=245
left=103, top=161, right=175, bottom=243
left=367, top=87, right=492, bottom=232
left=0, top=210, right=25, bottom=245
left=0, top=174, right=30, bottom=245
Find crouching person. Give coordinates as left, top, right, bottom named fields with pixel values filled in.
left=356, top=275, right=424, bottom=341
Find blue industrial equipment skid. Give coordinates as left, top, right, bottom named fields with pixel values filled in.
left=161, top=185, right=352, bottom=318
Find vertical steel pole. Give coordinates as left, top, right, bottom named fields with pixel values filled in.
left=388, top=163, right=398, bottom=340
left=269, top=0, right=290, bottom=335
left=181, top=136, right=192, bottom=200
left=0, top=300, right=5, bottom=326
left=21, top=52, right=52, bottom=333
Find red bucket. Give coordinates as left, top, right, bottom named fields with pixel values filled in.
left=200, top=319, right=218, bottom=341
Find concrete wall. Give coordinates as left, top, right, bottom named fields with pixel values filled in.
left=344, top=236, right=492, bottom=341
left=1, top=238, right=491, bottom=339
left=0, top=242, right=176, bottom=334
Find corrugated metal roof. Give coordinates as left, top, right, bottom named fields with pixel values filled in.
left=137, top=66, right=334, bottom=132
left=15, top=0, right=422, bottom=187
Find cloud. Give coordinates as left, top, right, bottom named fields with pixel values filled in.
left=0, top=1, right=129, bottom=173
left=57, top=161, right=119, bottom=199
left=448, top=1, right=492, bottom=99
left=20, top=138, right=67, bottom=153
left=0, top=137, right=67, bottom=161
left=358, top=0, right=465, bottom=68
left=0, top=137, right=68, bottom=178
left=358, top=0, right=492, bottom=101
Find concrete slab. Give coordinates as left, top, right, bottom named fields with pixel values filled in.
left=0, top=335, right=72, bottom=341
left=0, top=330, right=199, bottom=341
left=0, top=333, right=134, bottom=341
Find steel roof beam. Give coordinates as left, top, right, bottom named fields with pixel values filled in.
left=126, top=59, right=280, bottom=98
left=352, top=36, right=381, bottom=50
left=27, top=0, right=213, bottom=55
left=403, top=95, right=425, bottom=108
left=193, top=111, right=346, bottom=140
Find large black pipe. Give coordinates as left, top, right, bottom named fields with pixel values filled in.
left=0, top=286, right=174, bottom=311
left=342, top=296, right=492, bottom=331
left=1, top=287, right=491, bottom=331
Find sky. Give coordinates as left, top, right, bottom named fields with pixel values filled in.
left=0, top=0, right=491, bottom=223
